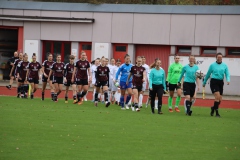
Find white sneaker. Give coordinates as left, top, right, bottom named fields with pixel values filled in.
left=125, top=105, right=130, bottom=110
left=121, top=107, right=126, bottom=110
left=136, top=108, right=140, bottom=112
left=131, top=107, right=135, bottom=111
left=84, top=97, right=87, bottom=101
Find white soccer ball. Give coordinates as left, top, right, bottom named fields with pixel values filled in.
left=115, top=81, right=120, bottom=87
left=195, top=70, right=204, bottom=79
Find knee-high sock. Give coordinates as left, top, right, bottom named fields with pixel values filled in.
left=125, top=95, right=131, bottom=105
left=94, top=92, right=99, bottom=102
left=77, top=92, right=81, bottom=101
left=139, top=94, right=143, bottom=106
left=84, top=91, right=88, bottom=99
left=168, top=97, right=173, bottom=108
left=108, top=91, right=111, bottom=102
left=101, top=94, right=104, bottom=102
left=155, top=100, right=158, bottom=109
left=117, top=93, right=121, bottom=102
left=120, top=96, right=124, bottom=107
left=104, top=91, right=109, bottom=102
left=185, top=100, right=191, bottom=113
left=175, top=96, right=181, bottom=108
left=92, top=89, right=96, bottom=101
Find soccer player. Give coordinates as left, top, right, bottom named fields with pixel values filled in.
left=139, top=56, right=149, bottom=108
left=94, top=57, right=111, bottom=107
left=149, top=58, right=166, bottom=114
left=64, top=55, right=77, bottom=103
left=6, top=51, right=19, bottom=90
left=166, top=55, right=183, bottom=112
left=48, top=54, right=65, bottom=102
left=113, top=59, right=121, bottom=105
left=108, top=58, right=117, bottom=104
left=178, top=55, right=200, bottom=116
left=10, top=52, right=23, bottom=97
left=26, top=54, right=42, bottom=99
left=91, top=58, right=100, bottom=102
left=126, top=56, right=146, bottom=111
left=72, top=51, right=92, bottom=105
left=115, top=54, right=133, bottom=110
left=203, top=52, right=230, bottom=117
left=16, top=53, right=29, bottom=98
left=41, top=53, right=55, bottom=101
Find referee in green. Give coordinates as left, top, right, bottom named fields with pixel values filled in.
left=166, top=55, right=183, bottom=112
left=203, top=53, right=230, bottom=117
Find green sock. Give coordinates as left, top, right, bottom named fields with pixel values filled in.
left=176, top=96, right=181, bottom=107
left=168, top=97, right=173, bottom=108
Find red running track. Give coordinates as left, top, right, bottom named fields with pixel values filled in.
left=0, top=86, right=239, bottom=109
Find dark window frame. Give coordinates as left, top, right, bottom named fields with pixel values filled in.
left=176, top=46, right=192, bottom=56
left=201, top=46, right=217, bottom=57
left=226, top=47, right=240, bottom=57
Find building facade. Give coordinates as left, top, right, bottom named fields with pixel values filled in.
left=0, top=1, right=240, bottom=95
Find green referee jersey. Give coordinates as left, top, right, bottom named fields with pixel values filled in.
left=167, top=62, right=183, bottom=84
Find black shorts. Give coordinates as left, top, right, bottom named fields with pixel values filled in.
left=132, top=84, right=142, bottom=92
left=28, top=78, right=39, bottom=84
left=18, top=77, right=26, bottom=83
left=76, top=79, right=88, bottom=86
left=169, top=83, right=181, bottom=91
left=53, top=76, right=63, bottom=84
left=95, top=81, right=108, bottom=88
left=183, top=82, right=196, bottom=97
left=64, top=79, right=76, bottom=86
left=42, top=75, right=53, bottom=82
left=210, top=78, right=224, bottom=95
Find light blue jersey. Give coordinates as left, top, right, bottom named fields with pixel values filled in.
left=203, top=62, right=230, bottom=85
left=115, top=63, right=133, bottom=83
left=149, top=68, right=166, bottom=90
left=178, top=64, right=199, bottom=83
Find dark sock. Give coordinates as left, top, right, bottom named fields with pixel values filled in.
left=158, top=105, right=162, bottom=113
left=135, top=103, right=138, bottom=108
left=104, top=91, right=108, bottom=102
left=73, top=95, right=76, bottom=100
left=189, top=101, right=193, bottom=110
left=42, top=92, right=44, bottom=99
left=65, top=96, right=68, bottom=101
left=54, top=94, right=57, bottom=101
left=9, top=85, right=12, bottom=87
left=77, top=92, right=81, bottom=101
left=81, top=92, right=86, bottom=98
left=125, top=95, right=131, bottom=104
left=95, top=92, right=99, bottom=101
left=214, top=101, right=220, bottom=115
left=17, top=87, right=21, bottom=95
left=51, top=92, right=54, bottom=100
left=57, top=91, right=61, bottom=96
left=186, top=100, right=191, bottom=113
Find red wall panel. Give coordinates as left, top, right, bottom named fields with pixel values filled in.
left=135, top=45, right=170, bottom=72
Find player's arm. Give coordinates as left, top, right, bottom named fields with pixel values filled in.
left=177, top=67, right=185, bottom=86
left=162, top=70, right=167, bottom=92
left=107, top=68, right=110, bottom=87
left=166, top=64, right=172, bottom=82
left=88, top=67, right=92, bottom=82
left=126, top=72, right=132, bottom=85
left=143, top=70, right=146, bottom=82
left=95, top=67, right=99, bottom=84
left=115, top=65, right=122, bottom=82
left=203, top=65, right=212, bottom=86
left=149, top=70, right=153, bottom=90
left=196, top=77, right=200, bottom=91
left=38, top=65, right=42, bottom=80
left=225, top=65, right=230, bottom=85
left=10, top=64, right=15, bottom=76
left=71, top=67, right=76, bottom=82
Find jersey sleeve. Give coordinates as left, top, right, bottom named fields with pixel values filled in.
left=166, top=64, right=172, bottom=82
left=225, top=64, right=230, bottom=82
left=203, top=64, right=213, bottom=85
left=162, top=70, right=166, bottom=91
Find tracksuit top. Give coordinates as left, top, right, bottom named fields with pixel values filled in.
left=115, top=63, right=133, bottom=83
left=149, top=68, right=166, bottom=91
left=203, top=62, right=230, bottom=85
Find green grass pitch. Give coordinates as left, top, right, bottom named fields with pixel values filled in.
left=0, top=96, right=239, bottom=160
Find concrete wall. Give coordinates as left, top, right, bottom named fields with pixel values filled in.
left=1, top=9, right=240, bottom=47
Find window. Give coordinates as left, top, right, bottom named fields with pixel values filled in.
left=227, top=48, right=240, bottom=56
left=116, top=46, right=127, bottom=52
left=201, top=47, right=217, bottom=55
left=82, top=44, right=92, bottom=50
left=176, top=46, right=191, bottom=54
left=42, top=41, right=71, bottom=64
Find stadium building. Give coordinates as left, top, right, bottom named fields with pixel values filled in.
left=0, top=1, right=240, bottom=95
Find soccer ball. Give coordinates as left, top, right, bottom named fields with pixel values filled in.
left=114, top=81, right=120, bottom=87
left=195, top=70, right=204, bottom=79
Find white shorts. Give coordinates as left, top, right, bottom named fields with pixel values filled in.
left=109, top=79, right=118, bottom=92
left=142, top=82, right=147, bottom=91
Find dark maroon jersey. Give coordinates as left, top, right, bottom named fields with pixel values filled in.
left=14, top=59, right=22, bottom=75
left=130, top=65, right=145, bottom=86
left=27, top=62, right=42, bottom=79
left=17, top=61, right=29, bottom=79
left=96, top=65, right=110, bottom=82
left=74, top=60, right=90, bottom=80
left=64, top=63, right=74, bottom=80
left=51, top=62, right=65, bottom=77
left=42, top=60, right=55, bottom=75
